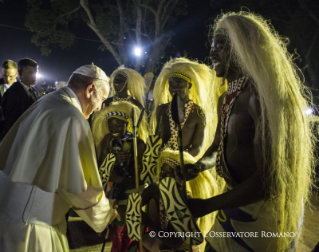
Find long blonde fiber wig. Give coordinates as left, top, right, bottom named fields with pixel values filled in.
left=213, top=12, right=316, bottom=251
left=150, top=57, right=224, bottom=160
left=110, top=68, right=145, bottom=107
left=91, top=101, right=148, bottom=162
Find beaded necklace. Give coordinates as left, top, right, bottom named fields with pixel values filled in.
left=216, top=76, right=248, bottom=177
left=165, top=100, right=194, bottom=150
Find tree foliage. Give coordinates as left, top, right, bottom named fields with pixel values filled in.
left=25, top=0, right=187, bottom=74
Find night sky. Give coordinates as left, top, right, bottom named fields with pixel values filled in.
left=0, top=1, right=214, bottom=83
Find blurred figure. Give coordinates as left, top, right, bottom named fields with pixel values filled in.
left=0, top=59, right=18, bottom=92
left=0, top=64, right=119, bottom=252
left=2, top=58, right=39, bottom=134
left=0, top=59, right=18, bottom=140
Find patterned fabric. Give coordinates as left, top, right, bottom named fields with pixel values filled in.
left=216, top=76, right=248, bottom=177
left=159, top=197, right=169, bottom=230
left=105, top=111, right=128, bottom=120
left=163, top=157, right=180, bottom=169
left=159, top=177, right=203, bottom=245
left=166, top=100, right=194, bottom=150
left=141, top=135, right=162, bottom=184
left=168, top=71, right=192, bottom=83
left=126, top=193, right=142, bottom=240
left=99, top=153, right=116, bottom=189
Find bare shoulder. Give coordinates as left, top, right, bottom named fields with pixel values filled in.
left=191, top=103, right=205, bottom=119
left=192, top=103, right=203, bottom=112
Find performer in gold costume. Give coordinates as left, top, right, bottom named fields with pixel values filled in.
left=184, top=12, right=317, bottom=252
left=142, top=58, right=225, bottom=251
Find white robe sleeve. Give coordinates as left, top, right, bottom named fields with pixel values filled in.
left=57, top=186, right=113, bottom=233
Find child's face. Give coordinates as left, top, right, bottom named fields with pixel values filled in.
left=108, top=117, right=127, bottom=139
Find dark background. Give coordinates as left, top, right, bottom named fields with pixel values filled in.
left=0, top=1, right=213, bottom=82
left=1, top=0, right=319, bottom=96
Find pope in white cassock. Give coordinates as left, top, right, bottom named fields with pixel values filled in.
left=0, top=64, right=119, bottom=251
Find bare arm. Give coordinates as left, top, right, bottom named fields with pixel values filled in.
left=188, top=171, right=265, bottom=217
left=177, top=94, right=224, bottom=180
left=187, top=108, right=205, bottom=157
left=196, top=92, right=225, bottom=169
left=188, top=90, right=267, bottom=217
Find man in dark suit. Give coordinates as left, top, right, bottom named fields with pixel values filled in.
left=2, top=58, right=38, bottom=134
left=0, top=60, right=18, bottom=140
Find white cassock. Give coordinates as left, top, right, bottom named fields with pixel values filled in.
left=0, top=87, right=113, bottom=252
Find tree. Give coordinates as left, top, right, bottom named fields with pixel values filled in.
left=25, top=0, right=187, bottom=74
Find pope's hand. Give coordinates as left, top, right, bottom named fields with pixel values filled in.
left=108, top=199, right=121, bottom=224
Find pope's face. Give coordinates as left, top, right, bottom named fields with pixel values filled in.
left=83, top=81, right=110, bottom=119
left=108, top=117, right=127, bottom=139
left=2, top=68, right=18, bottom=85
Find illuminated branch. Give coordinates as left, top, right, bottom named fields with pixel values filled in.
left=80, top=0, right=121, bottom=64
left=54, top=5, right=81, bottom=30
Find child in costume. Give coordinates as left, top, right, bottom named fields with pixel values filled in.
left=91, top=101, right=147, bottom=252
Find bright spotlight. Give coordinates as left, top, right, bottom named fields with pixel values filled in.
left=134, top=47, right=142, bottom=57
left=36, top=73, right=42, bottom=78
left=303, top=107, right=314, bottom=115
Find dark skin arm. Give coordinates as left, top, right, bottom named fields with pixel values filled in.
left=156, top=103, right=205, bottom=157
left=188, top=171, right=265, bottom=218
left=175, top=93, right=225, bottom=180
left=187, top=90, right=267, bottom=218
left=187, top=106, right=205, bottom=157
left=195, top=92, right=225, bottom=168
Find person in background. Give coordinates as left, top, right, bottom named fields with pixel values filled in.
left=0, top=59, right=18, bottom=140
left=2, top=58, right=39, bottom=134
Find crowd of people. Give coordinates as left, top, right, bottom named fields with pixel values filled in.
left=0, top=11, right=317, bottom=252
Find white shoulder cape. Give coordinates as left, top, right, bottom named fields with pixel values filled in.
left=0, top=87, right=102, bottom=193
